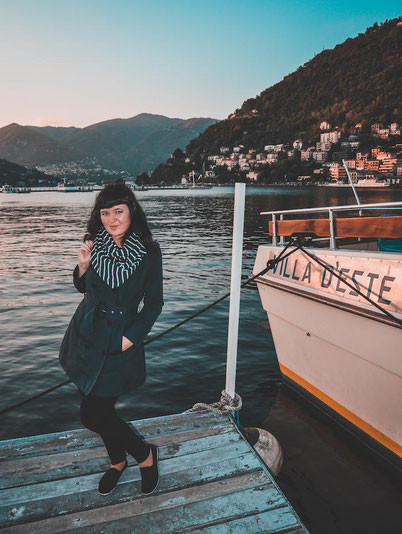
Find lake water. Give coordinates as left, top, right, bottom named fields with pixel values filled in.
left=0, top=186, right=401, bottom=533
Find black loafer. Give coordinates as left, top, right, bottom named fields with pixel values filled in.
left=140, top=443, right=160, bottom=495
left=98, top=459, right=128, bottom=495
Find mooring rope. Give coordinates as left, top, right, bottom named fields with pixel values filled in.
left=3, top=235, right=399, bottom=418
left=182, top=389, right=243, bottom=415
left=0, top=239, right=299, bottom=417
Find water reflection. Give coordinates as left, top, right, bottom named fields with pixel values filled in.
left=1, top=186, right=401, bottom=533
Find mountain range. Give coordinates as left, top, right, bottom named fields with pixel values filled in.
left=1, top=17, right=400, bottom=185
left=184, top=17, right=401, bottom=156
left=0, top=114, right=217, bottom=176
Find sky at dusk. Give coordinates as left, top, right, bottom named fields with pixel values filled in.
left=0, top=0, right=400, bottom=128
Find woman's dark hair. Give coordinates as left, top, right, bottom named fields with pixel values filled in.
left=84, top=182, right=153, bottom=247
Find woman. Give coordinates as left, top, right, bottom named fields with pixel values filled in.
left=59, top=182, right=164, bottom=496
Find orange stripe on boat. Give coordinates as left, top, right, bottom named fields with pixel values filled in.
left=279, top=363, right=402, bottom=458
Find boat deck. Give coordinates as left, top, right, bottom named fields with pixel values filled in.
left=0, top=409, right=308, bottom=533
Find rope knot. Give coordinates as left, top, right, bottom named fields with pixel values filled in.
left=182, top=389, right=242, bottom=415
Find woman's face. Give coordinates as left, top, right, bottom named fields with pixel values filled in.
left=100, top=204, right=131, bottom=243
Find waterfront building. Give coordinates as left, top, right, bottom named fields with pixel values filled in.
left=316, top=141, right=332, bottom=151
left=293, top=139, right=303, bottom=150
left=379, top=157, right=398, bottom=175
left=371, top=122, right=383, bottom=132
left=350, top=125, right=362, bottom=135
left=301, top=150, right=313, bottom=161
left=377, top=128, right=390, bottom=139
left=349, top=170, right=366, bottom=181
left=365, top=160, right=380, bottom=172
left=329, top=131, right=342, bottom=143
left=264, top=144, right=276, bottom=152
left=266, top=153, right=279, bottom=164
left=376, top=151, right=392, bottom=160
left=356, top=152, right=369, bottom=161
left=320, top=120, right=331, bottom=130
left=329, top=165, right=347, bottom=181
left=320, top=131, right=341, bottom=144
left=312, top=151, right=329, bottom=162
left=344, top=159, right=356, bottom=169
left=246, top=170, right=261, bottom=181
left=225, top=160, right=237, bottom=169
left=341, top=141, right=359, bottom=150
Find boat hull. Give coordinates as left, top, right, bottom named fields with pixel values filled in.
left=254, top=246, right=402, bottom=466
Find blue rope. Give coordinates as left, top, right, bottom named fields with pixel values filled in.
left=230, top=410, right=242, bottom=429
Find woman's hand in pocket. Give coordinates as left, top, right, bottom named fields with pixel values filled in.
left=122, top=336, right=134, bottom=352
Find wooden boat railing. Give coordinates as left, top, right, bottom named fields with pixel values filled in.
left=261, top=201, right=402, bottom=250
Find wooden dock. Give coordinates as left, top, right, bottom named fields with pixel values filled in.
left=0, top=410, right=308, bottom=533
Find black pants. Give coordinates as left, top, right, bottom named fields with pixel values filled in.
left=79, top=389, right=151, bottom=465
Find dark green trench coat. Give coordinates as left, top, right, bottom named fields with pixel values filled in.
left=59, top=241, right=163, bottom=397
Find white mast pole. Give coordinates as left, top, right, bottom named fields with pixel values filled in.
left=225, top=182, right=246, bottom=399
left=342, top=159, right=361, bottom=205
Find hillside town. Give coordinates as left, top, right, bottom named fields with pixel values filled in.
left=180, top=121, right=402, bottom=185
left=35, top=157, right=131, bottom=181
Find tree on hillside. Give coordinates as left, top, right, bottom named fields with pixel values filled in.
left=172, top=148, right=186, bottom=159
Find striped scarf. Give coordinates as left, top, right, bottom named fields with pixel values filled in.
left=90, top=228, right=147, bottom=288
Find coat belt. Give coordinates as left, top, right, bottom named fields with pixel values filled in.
left=84, top=295, right=130, bottom=320
left=95, top=302, right=130, bottom=319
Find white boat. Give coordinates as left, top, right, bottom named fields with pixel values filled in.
left=355, top=178, right=390, bottom=188
left=321, top=181, right=351, bottom=187
left=322, top=179, right=390, bottom=188
left=57, top=181, right=94, bottom=192
left=1, top=184, right=15, bottom=193
left=14, top=186, right=31, bottom=193
left=253, top=201, right=402, bottom=469
left=185, top=164, right=213, bottom=189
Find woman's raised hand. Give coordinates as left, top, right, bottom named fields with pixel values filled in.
left=78, top=240, right=93, bottom=277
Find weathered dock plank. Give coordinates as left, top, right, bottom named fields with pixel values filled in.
left=3, top=473, right=290, bottom=534
left=1, top=441, right=256, bottom=524
left=0, top=410, right=220, bottom=461
left=1, top=422, right=235, bottom=489
left=0, top=410, right=308, bottom=533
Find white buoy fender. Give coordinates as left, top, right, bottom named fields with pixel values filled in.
left=242, top=427, right=283, bottom=477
